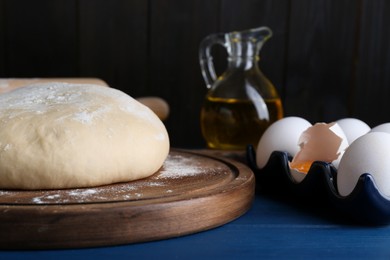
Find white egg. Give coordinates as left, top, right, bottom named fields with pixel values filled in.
left=370, top=123, right=390, bottom=134
left=337, top=132, right=390, bottom=197
left=289, top=122, right=349, bottom=182
left=336, top=118, right=371, bottom=144
left=256, top=117, right=312, bottom=169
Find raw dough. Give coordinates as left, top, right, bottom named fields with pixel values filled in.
left=0, top=82, right=170, bottom=190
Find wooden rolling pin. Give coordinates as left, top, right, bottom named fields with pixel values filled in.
left=136, top=97, right=170, bottom=121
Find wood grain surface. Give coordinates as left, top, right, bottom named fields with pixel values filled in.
left=2, top=1, right=389, bottom=148
left=0, top=150, right=255, bottom=250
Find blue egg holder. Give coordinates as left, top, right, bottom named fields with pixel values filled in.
left=246, top=145, right=390, bottom=225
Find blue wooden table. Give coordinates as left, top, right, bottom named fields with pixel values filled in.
left=2, top=191, right=390, bottom=259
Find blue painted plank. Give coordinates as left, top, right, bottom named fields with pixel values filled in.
left=3, top=194, right=390, bottom=259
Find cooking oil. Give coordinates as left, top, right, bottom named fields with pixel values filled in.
left=201, top=96, right=283, bottom=150
left=199, top=26, right=284, bottom=150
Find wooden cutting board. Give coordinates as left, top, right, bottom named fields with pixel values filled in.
left=0, top=149, right=255, bottom=249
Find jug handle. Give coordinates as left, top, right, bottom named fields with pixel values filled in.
left=199, top=33, right=227, bottom=89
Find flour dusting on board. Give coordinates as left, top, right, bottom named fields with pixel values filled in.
left=158, top=154, right=213, bottom=179
left=29, top=181, right=165, bottom=204
left=0, top=190, right=11, bottom=196
left=0, top=153, right=229, bottom=205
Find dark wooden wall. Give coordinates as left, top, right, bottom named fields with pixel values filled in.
left=0, top=0, right=389, bottom=148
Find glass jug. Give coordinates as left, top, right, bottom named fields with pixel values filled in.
left=199, top=26, right=283, bottom=150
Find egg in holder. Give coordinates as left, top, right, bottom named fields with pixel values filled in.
left=246, top=144, right=390, bottom=225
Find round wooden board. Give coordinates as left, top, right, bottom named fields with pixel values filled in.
left=0, top=149, right=255, bottom=249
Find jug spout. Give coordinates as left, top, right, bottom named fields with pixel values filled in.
left=226, top=26, right=272, bottom=58
left=199, top=27, right=272, bottom=88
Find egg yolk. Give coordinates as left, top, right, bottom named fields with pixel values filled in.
left=290, top=161, right=313, bottom=174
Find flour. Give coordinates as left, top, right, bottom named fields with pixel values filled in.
left=0, top=82, right=147, bottom=125
left=157, top=154, right=225, bottom=179
left=26, top=181, right=166, bottom=204
left=157, top=154, right=206, bottom=179
left=0, top=153, right=227, bottom=205
left=68, top=189, right=97, bottom=197
left=72, top=107, right=111, bottom=124
left=0, top=190, right=11, bottom=196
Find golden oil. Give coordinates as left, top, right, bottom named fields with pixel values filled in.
left=201, top=96, right=283, bottom=150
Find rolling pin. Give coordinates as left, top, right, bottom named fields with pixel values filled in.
left=136, top=97, right=170, bottom=121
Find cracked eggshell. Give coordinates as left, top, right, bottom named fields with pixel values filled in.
left=256, top=117, right=312, bottom=169
left=337, top=132, right=390, bottom=197
left=336, top=118, right=371, bottom=144
left=289, top=122, right=349, bottom=183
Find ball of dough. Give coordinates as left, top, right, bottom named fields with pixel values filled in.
left=0, top=82, right=170, bottom=190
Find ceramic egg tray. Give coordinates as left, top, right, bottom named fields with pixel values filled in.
left=246, top=145, right=390, bottom=225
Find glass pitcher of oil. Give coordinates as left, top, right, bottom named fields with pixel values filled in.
left=199, top=26, right=283, bottom=150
